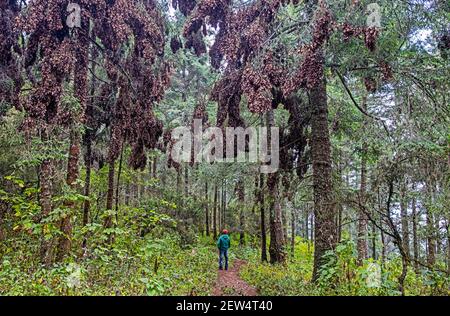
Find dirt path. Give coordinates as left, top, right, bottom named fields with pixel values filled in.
left=211, top=259, right=258, bottom=296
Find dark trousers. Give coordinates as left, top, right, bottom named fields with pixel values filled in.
left=219, top=249, right=228, bottom=270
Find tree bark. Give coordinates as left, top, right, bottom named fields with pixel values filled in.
left=400, top=180, right=410, bottom=259
left=304, top=206, right=309, bottom=240
left=152, top=156, right=157, bottom=179
left=82, top=19, right=97, bottom=251
left=56, top=131, right=80, bottom=262
left=447, top=223, right=450, bottom=275
left=205, top=181, right=209, bottom=236
left=425, top=163, right=437, bottom=266
left=114, top=144, right=124, bottom=224
left=184, top=164, right=189, bottom=197
left=371, top=220, right=377, bottom=260
left=260, top=173, right=268, bottom=262
left=412, top=194, right=419, bottom=272
left=104, top=160, right=115, bottom=243
left=237, top=179, right=245, bottom=245
left=82, top=128, right=92, bottom=245
left=426, top=210, right=436, bottom=266
left=291, top=207, right=296, bottom=255
left=213, top=183, right=218, bottom=240
left=221, top=179, right=226, bottom=229
left=357, top=96, right=369, bottom=264
left=56, top=14, right=89, bottom=261
left=266, top=110, right=286, bottom=264
left=39, top=130, right=54, bottom=266
left=310, top=74, right=337, bottom=281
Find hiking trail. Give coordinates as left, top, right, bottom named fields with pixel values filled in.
left=211, top=259, right=258, bottom=296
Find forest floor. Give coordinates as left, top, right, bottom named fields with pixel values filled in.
left=211, top=259, right=258, bottom=296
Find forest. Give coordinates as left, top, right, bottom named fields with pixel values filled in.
left=0, top=0, right=449, bottom=297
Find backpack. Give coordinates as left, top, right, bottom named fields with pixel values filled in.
left=217, top=235, right=230, bottom=250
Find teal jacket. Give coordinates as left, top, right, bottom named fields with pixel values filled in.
left=217, top=234, right=230, bottom=250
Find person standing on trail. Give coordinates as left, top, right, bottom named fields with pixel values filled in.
left=217, top=229, right=230, bottom=270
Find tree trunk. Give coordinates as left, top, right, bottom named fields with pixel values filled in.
left=56, top=131, right=80, bottom=262
left=152, top=156, right=157, bottom=179
left=371, top=220, right=377, bottom=260
left=426, top=210, right=436, bottom=266
left=304, top=206, right=309, bottom=240
left=39, top=131, right=54, bottom=266
left=82, top=20, right=97, bottom=251
left=205, top=181, right=209, bottom=236
left=310, top=75, right=337, bottom=281
left=426, top=165, right=436, bottom=266
left=266, top=110, right=286, bottom=264
left=213, top=183, right=218, bottom=240
left=184, top=164, right=189, bottom=197
left=114, top=144, right=124, bottom=224
left=381, top=228, right=386, bottom=266
left=412, top=194, right=419, bottom=272
left=56, top=16, right=89, bottom=261
left=400, top=181, right=410, bottom=259
left=260, top=173, right=268, bottom=262
left=447, top=223, right=450, bottom=275
left=221, top=180, right=226, bottom=229
left=104, top=160, right=115, bottom=243
left=237, top=179, right=245, bottom=245
left=357, top=96, right=369, bottom=265
left=82, top=128, right=92, bottom=248
left=0, top=203, right=5, bottom=241
left=125, top=183, right=130, bottom=206
left=291, top=207, right=296, bottom=255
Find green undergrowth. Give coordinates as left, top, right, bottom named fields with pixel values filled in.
left=239, top=237, right=450, bottom=296
left=1, top=235, right=218, bottom=296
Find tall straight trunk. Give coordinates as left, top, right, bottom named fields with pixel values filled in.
left=304, top=206, right=309, bottom=240
left=176, top=169, right=181, bottom=210
left=425, top=164, right=436, bottom=266
left=336, top=151, right=343, bottom=243
left=426, top=210, right=436, bottom=266
left=260, top=173, right=268, bottom=262
left=222, top=180, right=226, bottom=228
left=205, top=181, right=209, bottom=236
left=357, top=96, right=369, bottom=264
left=266, top=110, right=286, bottom=264
left=82, top=20, right=97, bottom=250
left=104, top=160, right=115, bottom=243
left=125, top=183, right=130, bottom=206
left=218, top=184, right=222, bottom=230
left=447, top=223, right=450, bottom=275
left=291, top=208, right=296, bottom=255
left=57, top=9, right=90, bottom=260
left=400, top=181, right=410, bottom=259
left=56, top=14, right=89, bottom=261
left=176, top=169, right=181, bottom=191
left=213, top=183, right=218, bottom=240
left=82, top=130, right=92, bottom=229
left=0, top=203, right=5, bottom=241
left=310, top=73, right=337, bottom=281
left=337, top=204, right=343, bottom=243
left=237, top=179, right=245, bottom=245
left=161, top=156, right=167, bottom=187
left=435, top=215, right=441, bottom=257
left=184, top=164, right=188, bottom=196
left=115, top=144, right=124, bottom=223
left=39, top=130, right=54, bottom=266
left=152, top=156, right=157, bottom=179
left=371, top=220, right=377, bottom=259
left=56, top=131, right=81, bottom=261
left=282, top=198, right=288, bottom=244
left=412, top=195, right=419, bottom=272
